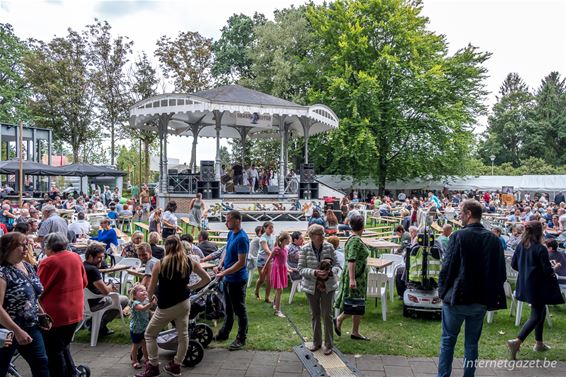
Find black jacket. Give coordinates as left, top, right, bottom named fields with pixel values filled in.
left=555, top=193, right=565, bottom=205
left=438, top=223, right=507, bottom=310
left=512, top=243, right=565, bottom=306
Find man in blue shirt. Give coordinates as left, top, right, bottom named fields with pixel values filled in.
left=214, top=210, right=249, bottom=351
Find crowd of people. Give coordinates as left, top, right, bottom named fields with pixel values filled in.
left=1, top=182, right=566, bottom=377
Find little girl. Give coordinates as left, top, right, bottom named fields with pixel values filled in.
left=263, top=232, right=290, bottom=318
left=129, top=284, right=155, bottom=369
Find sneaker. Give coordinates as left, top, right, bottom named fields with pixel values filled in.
left=507, top=339, right=521, bottom=360
left=99, top=328, right=115, bottom=336
left=228, top=338, right=245, bottom=351
left=213, top=333, right=229, bottom=342
left=163, top=360, right=181, bottom=377
left=274, top=310, right=286, bottom=318
left=533, top=343, right=551, bottom=352
left=135, top=363, right=160, bottom=377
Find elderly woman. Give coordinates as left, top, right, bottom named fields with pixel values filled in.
left=122, top=231, right=145, bottom=258
left=38, top=233, right=87, bottom=377
left=0, top=232, right=50, bottom=377
left=298, top=224, right=341, bottom=355
left=334, top=215, right=371, bottom=341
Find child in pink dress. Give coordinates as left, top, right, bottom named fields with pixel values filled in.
left=263, top=231, right=291, bottom=317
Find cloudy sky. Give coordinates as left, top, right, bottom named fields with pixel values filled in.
left=1, top=0, right=564, bottom=164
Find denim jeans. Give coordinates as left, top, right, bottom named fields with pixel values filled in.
left=0, top=325, right=50, bottom=377
left=219, top=280, right=248, bottom=342
left=437, top=304, right=487, bottom=377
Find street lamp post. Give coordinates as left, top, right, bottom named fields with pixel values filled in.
left=490, top=155, right=496, bottom=175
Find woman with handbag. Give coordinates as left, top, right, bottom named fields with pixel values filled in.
left=298, top=224, right=341, bottom=355
left=38, top=232, right=88, bottom=377
left=0, top=232, right=50, bottom=377
left=334, top=215, right=370, bottom=341
left=507, top=221, right=565, bottom=360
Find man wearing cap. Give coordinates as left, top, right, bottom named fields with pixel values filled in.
left=37, top=204, right=68, bottom=242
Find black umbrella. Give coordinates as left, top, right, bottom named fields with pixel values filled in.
left=56, top=163, right=126, bottom=177
left=0, top=159, right=62, bottom=176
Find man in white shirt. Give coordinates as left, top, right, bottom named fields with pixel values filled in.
left=69, top=212, right=91, bottom=237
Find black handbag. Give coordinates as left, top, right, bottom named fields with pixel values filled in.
left=343, top=297, right=365, bottom=316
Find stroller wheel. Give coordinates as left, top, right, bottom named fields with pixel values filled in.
left=76, top=365, right=91, bottom=377
left=193, top=323, right=213, bottom=347
left=183, top=340, right=204, bottom=367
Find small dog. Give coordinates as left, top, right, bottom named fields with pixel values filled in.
left=316, top=258, right=334, bottom=292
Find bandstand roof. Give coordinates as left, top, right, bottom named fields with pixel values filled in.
left=128, top=85, right=339, bottom=139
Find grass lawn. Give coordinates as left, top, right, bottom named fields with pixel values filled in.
left=75, top=275, right=566, bottom=361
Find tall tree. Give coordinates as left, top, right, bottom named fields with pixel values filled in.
left=87, top=19, right=133, bottom=165
left=24, top=29, right=97, bottom=162
left=0, top=23, right=32, bottom=124
left=480, top=73, right=534, bottom=166
left=212, top=13, right=266, bottom=84
left=306, top=0, right=490, bottom=192
left=532, top=72, right=566, bottom=164
left=129, top=52, right=160, bottom=183
left=247, top=6, right=316, bottom=103
left=155, top=31, right=213, bottom=92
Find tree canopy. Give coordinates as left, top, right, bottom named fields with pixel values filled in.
left=306, top=0, right=490, bottom=191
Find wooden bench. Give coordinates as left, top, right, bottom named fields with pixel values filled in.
left=134, top=222, right=150, bottom=241
left=180, top=217, right=200, bottom=237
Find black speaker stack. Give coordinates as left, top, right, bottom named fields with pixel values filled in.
left=299, top=163, right=319, bottom=199
left=300, top=163, right=315, bottom=183
left=200, top=161, right=215, bottom=182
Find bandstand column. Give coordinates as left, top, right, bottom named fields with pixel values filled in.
left=47, top=130, right=52, bottom=190
left=278, top=115, right=287, bottom=197
left=158, top=114, right=170, bottom=195
left=213, top=110, right=224, bottom=181
left=301, top=116, right=311, bottom=164
left=189, top=124, right=202, bottom=173
left=283, top=125, right=289, bottom=178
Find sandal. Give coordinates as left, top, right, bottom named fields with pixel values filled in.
left=131, top=362, right=143, bottom=369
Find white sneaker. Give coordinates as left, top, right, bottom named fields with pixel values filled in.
left=274, top=310, right=286, bottom=318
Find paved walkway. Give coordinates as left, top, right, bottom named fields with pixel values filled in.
left=12, top=342, right=566, bottom=377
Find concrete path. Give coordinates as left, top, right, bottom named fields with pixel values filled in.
left=12, top=342, right=566, bottom=377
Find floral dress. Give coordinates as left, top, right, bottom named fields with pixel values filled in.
left=0, top=262, right=43, bottom=328
left=334, top=235, right=369, bottom=310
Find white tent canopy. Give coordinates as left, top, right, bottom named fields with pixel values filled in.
left=317, top=175, right=566, bottom=196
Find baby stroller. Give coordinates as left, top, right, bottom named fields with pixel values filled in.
left=156, top=277, right=220, bottom=367
left=402, top=227, right=443, bottom=318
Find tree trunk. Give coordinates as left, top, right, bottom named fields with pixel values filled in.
left=378, top=155, right=387, bottom=196
left=110, top=123, right=115, bottom=166
left=73, top=146, right=80, bottom=164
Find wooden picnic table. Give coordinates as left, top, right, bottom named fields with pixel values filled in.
left=126, top=268, right=146, bottom=278
left=367, top=258, right=393, bottom=269
left=361, top=238, right=400, bottom=250
left=100, top=265, right=130, bottom=274
left=70, top=241, right=89, bottom=251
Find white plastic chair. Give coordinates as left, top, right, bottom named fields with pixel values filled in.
left=288, top=279, right=302, bottom=304
left=115, top=257, right=142, bottom=295
left=366, top=272, right=388, bottom=321
left=486, top=281, right=512, bottom=324
left=512, top=297, right=553, bottom=328
left=82, top=289, right=125, bottom=347
left=379, top=253, right=404, bottom=301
